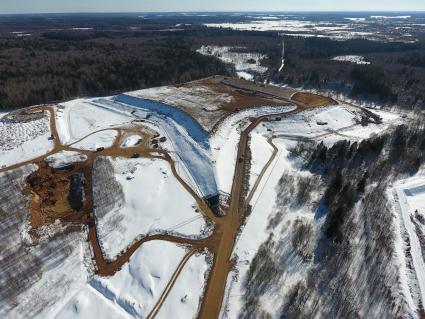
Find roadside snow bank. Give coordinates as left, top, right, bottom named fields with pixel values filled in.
left=247, top=131, right=274, bottom=193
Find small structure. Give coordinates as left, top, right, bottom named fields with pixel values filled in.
left=316, top=120, right=328, bottom=126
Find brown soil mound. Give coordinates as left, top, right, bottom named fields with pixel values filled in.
left=291, top=92, right=336, bottom=108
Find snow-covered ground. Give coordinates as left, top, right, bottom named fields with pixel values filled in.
left=204, top=20, right=350, bottom=34
left=45, top=151, right=87, bottom=168
left=54, top=285, right=131, bottom=319
left=262, top=104, right=401, bottom=145
left=0, top=112, right=54, bottom=167
left=156, top=252, right=211, bottom=319
left=53, top=241, right=212, bottom=319
left=203, top=19, right=377, bottom=41
left=197, top=45, right=267, bottom=80
left=127, top=84, right=234, bottom=132
left=221, top=136, right=319, bottom=319
left=55, top=99, right=131, bottom=145
left=94, top=157, right=209, bottom=260
left=58, top=241, right=189, bottom=319
left=389, top=176, right=425, bottom=310
left=221, top=105, right=404, bottom=318
left=210, top=105, right=295, bottom=194
left=332, top=55, right=371, bottom=65
left=128, top=85, right=232, bottom=113
left=120, top=135, right=142, bottom=148
left=247, top=132, right=273, bottom=194
left=71, top=130, right=118, bottom=151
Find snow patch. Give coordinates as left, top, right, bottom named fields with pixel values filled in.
left=332, top=55, right=371, bottom=65
left=45, top=151, right=87, bottom=168
left=95, top=157, right=209, bottom=260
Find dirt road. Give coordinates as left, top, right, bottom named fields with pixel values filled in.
left=198, top=107, right=301, bottom=319
left=1, top=93, right=314, bottom=318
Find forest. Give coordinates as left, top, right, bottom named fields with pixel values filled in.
left=0, top=19, right=230, bottom=109
left=1, top=14, right=425, bottom=109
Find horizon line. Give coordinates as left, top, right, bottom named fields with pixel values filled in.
left=1, top=10, right=425, bottom=15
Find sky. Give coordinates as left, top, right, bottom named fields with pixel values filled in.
left=0, top=0, right=424, bottom=14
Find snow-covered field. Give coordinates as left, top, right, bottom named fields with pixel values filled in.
left=204, top=20, right=350, bottom=34
left=203, top=19, right=378, bottom=41
left=94, top=157, right=209, bottom=260
left=332, top=55, right=371, bottom=65
left=54, top=285, right=131, bottom=319
left=210, top=105, right=295, bottom=194
left=263, top=104, right=401, bottom=145
left=197, top=45, right=267, bottom=80
left=45, top=151, right=87, bottom=168
left=156, top=252, right=211, bottom=319
left=55, top=99, right=131, bottom=145
left=58, top=241, right=189, bottom=319
left=55, top=242, right=210, bottom=319
left=72, top=130, right=118, bottom=151
left=0, top=112, right=54, bottom=167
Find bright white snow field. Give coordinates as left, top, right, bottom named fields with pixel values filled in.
left=0, top=112, right=54, bottom=167
left=156, top=252, right=211, bottom=319
left=55, top=99, right=131, bottom=145
left=209, top=105, right=296, bottom=194
left=57, top=241, right=189, bottom=319
left=94, top=157, right=210, bottom=260
left=56, top=241, right=210, bottom=319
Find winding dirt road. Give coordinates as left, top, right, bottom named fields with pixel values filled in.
left=2, top=95, right=310, bottom=318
